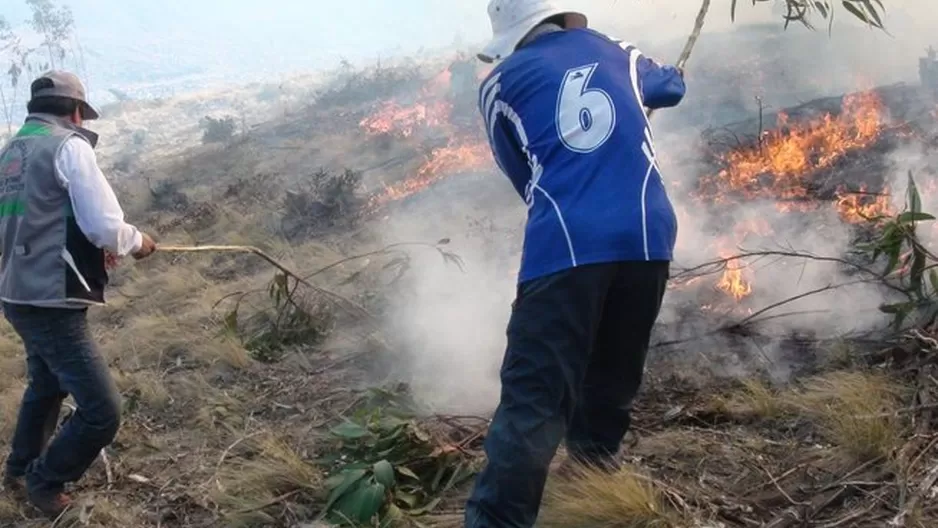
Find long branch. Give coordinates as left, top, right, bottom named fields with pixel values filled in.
left=158, top=244, right=374, bottom=322
left=652, top=278, right=878, bottom=349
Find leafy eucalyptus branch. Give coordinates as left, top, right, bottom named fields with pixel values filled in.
left=731, top=0, right=886, bottom=32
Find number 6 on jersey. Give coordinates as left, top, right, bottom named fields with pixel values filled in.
left=556, top=63, right=616, bottom=153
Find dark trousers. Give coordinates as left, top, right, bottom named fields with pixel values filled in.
left=3, top=303, right=121, bottom=494
left=464, top=261, right=669, bottom=528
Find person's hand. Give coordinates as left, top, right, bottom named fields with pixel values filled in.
left=132, top=233, right=157, bottom=260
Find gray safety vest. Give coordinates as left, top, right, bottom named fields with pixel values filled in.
left=0, top=113, right=108, bottom=308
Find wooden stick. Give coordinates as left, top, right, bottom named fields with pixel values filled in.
left=648, top=0, right=712, bottom=120
left=158, top=245, right=308, bottom=287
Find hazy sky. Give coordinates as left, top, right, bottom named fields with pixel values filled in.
left=2, top=1, right=936, bottom=102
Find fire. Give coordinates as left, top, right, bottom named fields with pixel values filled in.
left=357, top=56, right=921, bottom=312
left=716, top=252, right=753, bottom=302
left=359, top=55, right=494, bottom=207
left=701, top=91, right=884, bottom=202
left=699, top=90, right=893, bottom=303
left=369, top=141, right=491, bottom=206
left=358, top=100, right=452, bottom=138
left=834, top=185, right=894, bottom=224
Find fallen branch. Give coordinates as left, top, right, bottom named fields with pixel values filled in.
left=652, top=278, right=873, bottom=348
left=890, top=462, right=938, bottom=527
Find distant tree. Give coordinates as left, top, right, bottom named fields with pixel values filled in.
left=0, top=15, right=30, bottom=136
left=24, top=0, right=73, bottom=70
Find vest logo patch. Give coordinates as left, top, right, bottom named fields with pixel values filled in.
left=0, top=149, right=23, bottom=177
left=0, top=141, right=27, bottom=179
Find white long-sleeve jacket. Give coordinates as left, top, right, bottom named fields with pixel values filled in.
left=54, top=137, right=143, bottom=257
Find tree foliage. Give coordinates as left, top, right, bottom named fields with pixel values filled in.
left=0, top=0, right=74, bottom=137
left=736, top=0, right=886, bottom=31
left=24, top=0, right=74, bottom=69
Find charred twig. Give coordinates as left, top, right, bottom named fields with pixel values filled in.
left=890, top=462, right=938, bottom=527
left=653, top=278, right=872, bottom=348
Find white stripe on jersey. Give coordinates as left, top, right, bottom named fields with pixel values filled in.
left=481, top=73, right=577, bottom=268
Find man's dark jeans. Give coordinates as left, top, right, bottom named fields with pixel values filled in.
left=3, top=303, right=121, bottom=494
left=464, top=261, right=670, bottom=528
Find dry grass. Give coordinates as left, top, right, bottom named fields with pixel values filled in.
left=212, top=432, right=323, bottom=525
left=0, top=496, right=20, bottom=521
left=785, top=370, right=906, bottom=462
left=713, top=378, right=789, bottom=420
left=198, top=337, right=254, bottom=370
left=112, top=370, right=172, bottom=410
left=540, top=464, right=682, bottom=528
left=101, top=311, right=248, bottom=371
left=185, top=375, right=248, bottom=431
left=54, top=496, right=140, bottom=527
left=0, top=384, right=25, bottom=439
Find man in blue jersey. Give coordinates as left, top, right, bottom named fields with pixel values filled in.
left=465, top=1, right=686, bottom=526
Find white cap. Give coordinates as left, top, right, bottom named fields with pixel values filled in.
left=478, top=0, right=588, bottom=63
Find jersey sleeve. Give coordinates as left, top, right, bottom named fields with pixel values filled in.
left=611, top=38, right=686, bottom=109
left=479, top=72, right=532, bottom=196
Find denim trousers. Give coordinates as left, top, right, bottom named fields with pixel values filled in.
left=464, top=261, right=670, bottom=528
left=3, top=303, right=121, bottom=493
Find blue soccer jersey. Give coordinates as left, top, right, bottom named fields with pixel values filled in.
left=479, top=28, right=685, bottom=283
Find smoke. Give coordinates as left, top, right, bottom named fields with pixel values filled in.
left=368, top=2, right=938, bottom=412
left=376, top=174, right=523, bottom=414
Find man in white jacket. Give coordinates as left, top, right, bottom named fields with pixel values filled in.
left=0, top=71, right=156, bottom=515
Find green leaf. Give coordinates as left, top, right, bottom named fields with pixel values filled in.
left=815, top=1, right=829, bottom=18
left=394, top=490, right=419, bottom=508
left=860, top=0, right=884, bottom=27
left=373, top=460, right=396, bottom=488
left=880, top=301, right=914, bottom=314
left=907, top=170, right=922, bottom=215
left=911, top=248, right=927, bottom=296
left=223, top=308, right=239, bottom=334
left=842, top=0, right=872, bottom=26
left=406, top=496, right=442, bottom=516
left=395, top=466, right=420, bottom=481
left=380, top=503, right=404, bottom=527
left=897, top=212, right=936, bottom=224
left=884, top=249, right=901, bottom=277
left=324, top=469, right=368, bottom=513
left=332, top=480, right=387, bottom=523
left=331, top=421, right=370, bottom=440
left=928, top=270, right=938, bottom=294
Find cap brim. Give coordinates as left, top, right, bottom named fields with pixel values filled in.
left=80, top=101, right=99, bottom=121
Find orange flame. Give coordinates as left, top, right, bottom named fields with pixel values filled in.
left=834, top=185, right=894, bottom=224
left=358, top=100, right=452, bottom=138
left=716, top=252, right=753, bottom=302
left=698, top=90, right=891, bottom=302
left=369, top=141, right=490, bottom=206
left=702, top=91, right=884, bottom=202
left=360, top=56, right=494, bottom=206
